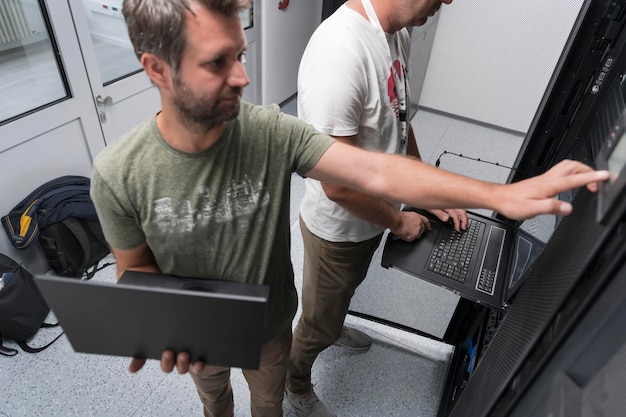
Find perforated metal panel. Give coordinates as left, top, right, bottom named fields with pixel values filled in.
left=448, top=189, right=609, bottom=417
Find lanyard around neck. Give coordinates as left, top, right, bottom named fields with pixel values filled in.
left=361, top=0, right=389, bottom=59
left=361, top=0, right=409, bottom=150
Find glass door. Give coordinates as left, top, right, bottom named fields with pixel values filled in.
left=0, top=1, right=68, bottom=124
left=0, top=0, right=106, bottom=160
left=68, top=0, right=160, bottom=145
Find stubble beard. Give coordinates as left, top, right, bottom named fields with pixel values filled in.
left=172, top=76, right=242, bottom=134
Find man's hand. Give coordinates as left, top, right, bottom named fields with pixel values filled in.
left=390, top=210, right=431, bottom=241
left=428, top=208, right=468, bottom=232
left=127, top=351, right=205, bottom=374
left=495, top=160, right=609, bottom=220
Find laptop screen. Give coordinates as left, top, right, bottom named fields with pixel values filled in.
left=507, top=185, right=576, bottom=292
left=518, top=214, right=556, bottom=245
left=507, top=228, right=547, bottom=291
left=507, top=201, right=567, bottom=292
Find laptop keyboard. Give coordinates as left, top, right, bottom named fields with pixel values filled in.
left=427, top=218, right=483, bottom=283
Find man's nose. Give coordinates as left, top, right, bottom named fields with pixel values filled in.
left=229, top=60, right=250, bottom=88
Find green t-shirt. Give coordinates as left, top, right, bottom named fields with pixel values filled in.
left=91, top=102, right=334, bottom=340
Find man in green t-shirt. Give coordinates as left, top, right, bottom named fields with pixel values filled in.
left=90, top=1, right=609, bottom=416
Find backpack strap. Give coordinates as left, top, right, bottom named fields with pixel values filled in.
left=61, top=217, right=92, bottom=279
left=16, top=330, right=64, bottom=354
left=0, top=322, right=61, bottom=356
left=61, top=218, right=115, bottom=280
left=84, top=219, right=109, bottom=248
left=0, top=336, right=18, bottom=356
left=84, top=260, right=116, bottom=280
left=82, top=219, right=115, bottom=280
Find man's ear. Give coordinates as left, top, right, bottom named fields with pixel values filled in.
left=141, top=53, right=172, bottom=91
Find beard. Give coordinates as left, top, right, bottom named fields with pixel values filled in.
left=171, top=75, right=242, bottom=134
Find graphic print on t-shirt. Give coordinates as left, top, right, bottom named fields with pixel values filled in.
left=152, top=175, right=270, bottom=234
left=387, top=59, right=403, bottom=120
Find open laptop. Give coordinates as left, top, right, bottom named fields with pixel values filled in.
left=34, top=271, right=269, bottom=369
left=381, top=207, right=553, bottom=309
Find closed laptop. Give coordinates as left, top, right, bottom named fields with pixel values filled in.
left=34, top=271, right=269, bottom=369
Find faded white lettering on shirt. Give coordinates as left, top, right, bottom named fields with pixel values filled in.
left=152, top=175, right=270, bottom=234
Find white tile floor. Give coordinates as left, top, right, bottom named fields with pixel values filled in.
left=0, top=102, right=524, bottom=417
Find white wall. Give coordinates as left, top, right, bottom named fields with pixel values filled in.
left=419, top=0, right=585, bottom=133
left=408, top=14, right=440, bottom=117
left=261, top=0, right=322, bottom=105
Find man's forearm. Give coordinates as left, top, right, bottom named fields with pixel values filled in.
left=308, top=141, right=609, bottom=220
left=355, top=151, right=496, bottom=211
left=321, top=184, right=403, bottom=230
left=110, top=244, right=160, bottom=280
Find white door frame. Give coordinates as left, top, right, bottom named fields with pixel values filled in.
left=0, top=0, right=105, bottom=159
left=67, top=0, right=160, bottom=145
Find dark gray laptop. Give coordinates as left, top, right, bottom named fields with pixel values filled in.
left=381, top=207, right=551, bottom=309
left=34, top=271, right=269, bottom=369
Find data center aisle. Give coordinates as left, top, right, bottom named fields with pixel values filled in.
left=0, top=102, right=523, bottom=417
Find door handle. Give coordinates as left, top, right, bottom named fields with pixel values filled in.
left=95, top=95, right=113, bottom=107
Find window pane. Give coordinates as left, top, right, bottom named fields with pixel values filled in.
left=82, top=0, right=142, bottom=85
left=0, top=0, right=68, bottom=125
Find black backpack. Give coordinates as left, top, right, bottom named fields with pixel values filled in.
left=39, top=217, right=113, bottom=279
left=1, top=175, right=114, bottom=279
left=1, top=175, right=97, bottom=249
left=0, top=254, right=63, bottom=356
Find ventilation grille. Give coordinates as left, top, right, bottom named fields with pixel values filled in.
left=449, top=189, right=608, bottom=417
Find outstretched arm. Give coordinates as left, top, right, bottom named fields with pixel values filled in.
left=306, top=141, right=609, bottom=220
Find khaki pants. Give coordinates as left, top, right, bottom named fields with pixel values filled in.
left=190, top=328, right=292, bottom=417
left=286, top=216, right=381, bottom=393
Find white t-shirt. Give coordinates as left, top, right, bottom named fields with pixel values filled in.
left=298, top=4, right=412, bottom=242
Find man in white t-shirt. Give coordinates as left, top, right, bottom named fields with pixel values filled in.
left=286, top=1, right=460, bottom=415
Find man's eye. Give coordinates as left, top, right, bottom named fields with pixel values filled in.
left=238, top=51, right=247, bottom=64
left=210, top=58, right=224, bottom=67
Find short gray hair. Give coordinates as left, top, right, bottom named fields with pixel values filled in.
left=123, top=0, right=251, bottom=73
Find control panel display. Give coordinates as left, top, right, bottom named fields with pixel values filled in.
left=597, top=107, right=626, bottom=224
